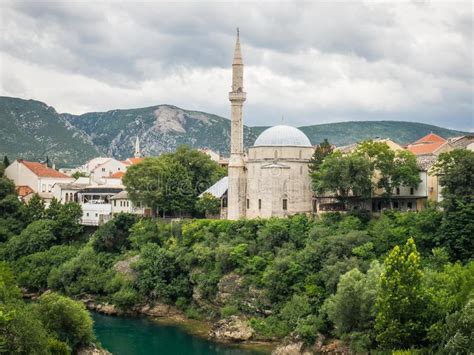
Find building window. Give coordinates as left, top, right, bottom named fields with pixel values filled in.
left=102, top=168, right=106, bottom=172
left=246, top=199, right=250, bottom=209
left=95, top=213, right=98, bottom=217
left=410, top=187, right=414, bottom=195
left=282, top=199, right=288, bottom=210
left=394, top=201, right=399, bottom=209
left=258, top=199, right=262, bottom=210
left=300, top=166, right=303, bottom=175
left=48, top=184, right=52, bottom=192
left=42, top=184, right=46, bottom=192
left=136, top=201, right=141, bottom=208
left=86, top=212, right=89, bottom=217
left=114, top=200, right=116, bottom=207
left=299, top=150, right=302, bottom=159
left=396, top=187, right=400, bottom=195
left=407, top=202, right=413, bottom=209
left=222, top=197, right=228, bottom=208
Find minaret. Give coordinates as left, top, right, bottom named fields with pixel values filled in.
left=134, top=136, right=142, bottom=158
left=227, top=28, right=247, bottom=220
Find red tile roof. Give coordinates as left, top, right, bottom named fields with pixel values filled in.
left=19, top=160, right=70, bottom=178
left=16, top=185, right=34, bottom=197
left=406, top=133, right=447, bottom=155
left=126, top=157, right=145, bottom=165
left=109, top=171, right=125, bottom=179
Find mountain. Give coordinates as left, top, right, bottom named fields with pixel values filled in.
left=0, top=97, right=100, bottom=167
left=0, top=96, right=469, bottom=167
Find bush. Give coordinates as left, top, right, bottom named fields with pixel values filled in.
left=34, top=292, right=94, bottom=350
left=220, top=305, right=239, bottom=317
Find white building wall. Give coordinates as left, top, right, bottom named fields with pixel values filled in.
left=81, top=203, right=112, bottom=226
left=111, top=199, right=145, bottom=215
left=5, top=161, right=39, bottom=191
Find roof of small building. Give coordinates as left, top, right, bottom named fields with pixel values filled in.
left=199, top=176, right=228, bottom=199
left=16, top=185, right=34, bottom=197
left=110, top=190, right=129, bottom=200
left=109, top=171, right=125, bottom=179
left=253, top=125, right=312, bottom=147
left=19, top=160, right=70, bottom=178
left=416, top=154, right=438, bottom=171
left=124, top=157, right=145, bottom=165
left=406, top=133, right=447, bottom=155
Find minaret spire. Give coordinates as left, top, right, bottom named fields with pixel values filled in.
left=227, top=28, right=247, bottom=220
left=134, top=136, right=142, bottom=158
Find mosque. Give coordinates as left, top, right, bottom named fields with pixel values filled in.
left=203, top=30, right=315, bottom=220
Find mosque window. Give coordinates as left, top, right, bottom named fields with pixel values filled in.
left=282, top=199, right=288, bottom=210
left=258, top=199, right=262, bottom=210
left=246, top=199, right=250, bottom=209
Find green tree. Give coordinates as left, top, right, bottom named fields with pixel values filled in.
left=24, top=193, right=46, bottom=224
left=2, top=156, right=9, bottom=168
left=34, top=292, right=94, bottom=351
left=356, top=141, right=421, bottom=208
left=433, top=149, right=474, bottom=207
left=195, top=193, right=221, bottom=217
left=46, top=197, right=62, bottom=219
left=312, top=151, right=372, bottom=209
left=0, top=177, right=15, bottom=200
left=375, top=238, right=427, bottom=349
left=54, top=202, right=83, bottom=241
left=308, top=139, right=334, bottom=173
left=92, top=213, right=137, bottom=253
left=71, top=171, right=86, bottom=180
left=3, top=219, right=57, bottom=260
left=123, top=157, right=194, bottom=217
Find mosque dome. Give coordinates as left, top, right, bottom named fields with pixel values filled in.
left=253, top=125, right=312, bottom=147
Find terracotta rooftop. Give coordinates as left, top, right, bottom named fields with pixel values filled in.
left=109, top=171, right=125, bottom=179
left=406, top=133, right=447, bottom=155
left=16, top=185, right=34, bottom=197
left=126, top=157, right=145, bottom=165
left=20, top=160, right=70, bottom=178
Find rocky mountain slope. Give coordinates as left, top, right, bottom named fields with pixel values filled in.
left=0, top=96, right=469, bottom=167
left=0, top=97, right=99, bottom=167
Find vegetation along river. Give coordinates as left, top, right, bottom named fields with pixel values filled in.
left=92, top=312, right=270, bottom=355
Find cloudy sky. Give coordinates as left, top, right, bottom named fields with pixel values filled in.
left=0, top=1, right=472, bottom=130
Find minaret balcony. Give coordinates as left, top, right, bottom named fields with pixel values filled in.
left=229, top=91, right=247, bottom=101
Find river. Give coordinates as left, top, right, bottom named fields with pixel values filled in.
left=92, top=312, right=271, bottom=355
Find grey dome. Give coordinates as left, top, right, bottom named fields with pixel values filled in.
left=253, top=125, right=312, bottom=147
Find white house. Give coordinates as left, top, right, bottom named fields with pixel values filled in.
left=5, top=160, right=74, bottom=205
left=110, top=191, right=151, bottom=216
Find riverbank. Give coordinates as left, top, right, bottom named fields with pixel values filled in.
left=84, top=297, right=275, bottom=353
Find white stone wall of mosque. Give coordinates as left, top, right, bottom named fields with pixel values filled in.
left=245, top=146, right=314, bottom=218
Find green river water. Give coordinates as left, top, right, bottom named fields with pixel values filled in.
left=92, top=312, right=271, bottom=355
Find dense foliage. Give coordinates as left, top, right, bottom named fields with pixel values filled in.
left=0, top=149, right=472, bottom=353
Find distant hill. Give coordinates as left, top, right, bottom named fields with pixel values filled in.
left=0, top=96, right=469, bottom=167
left=0, top=97, right=99, bottom=167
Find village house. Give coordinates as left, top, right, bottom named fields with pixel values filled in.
left=5, top=160, right=74, bottom=205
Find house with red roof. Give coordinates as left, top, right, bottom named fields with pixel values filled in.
left=406, top=133, right=450, bottom=156
left=5, top=159, right=74, bottom=203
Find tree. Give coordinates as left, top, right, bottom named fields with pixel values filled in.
left=34, top=292, right=94, bottom=351
left=309, top=139, right=334, bottom=174
left=325, top=261, right=382, bottom=335
left=3, top=219, right=57, bottom=260
left=375, top=238, right=427, bottom=349
left=2, top=156, right=9, bottom=168
left=24, top=193, right=46, bottom=224
left=195, top=193, right=221, bottom=217
left=71, top=171, right=86, bottom=180
left=123, top=157, right=194, bottom=217
left=356, top=141, right=421, bottom=208
left=46, top=197, right=62, bottom=219
left=54, top=202, right=83, bottom=241
left=0, top=177, right=15, bottom=200
left=433, top=149, right=474, bottom=207
left=92, top=213, right=137, bottom=253
left=312, top=151, right=372, bottom=209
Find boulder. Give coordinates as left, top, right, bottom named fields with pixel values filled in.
left=209, top=316, right=254, bottom=342
left=272, top=341, right=304, bottom=355
left=140, top=303, right=179, bottom=317
left=77, top=344, right=111, bottom=355
left=216, top=273, right=244, bottom=304
left=114, top=255, right=139, bottom=281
